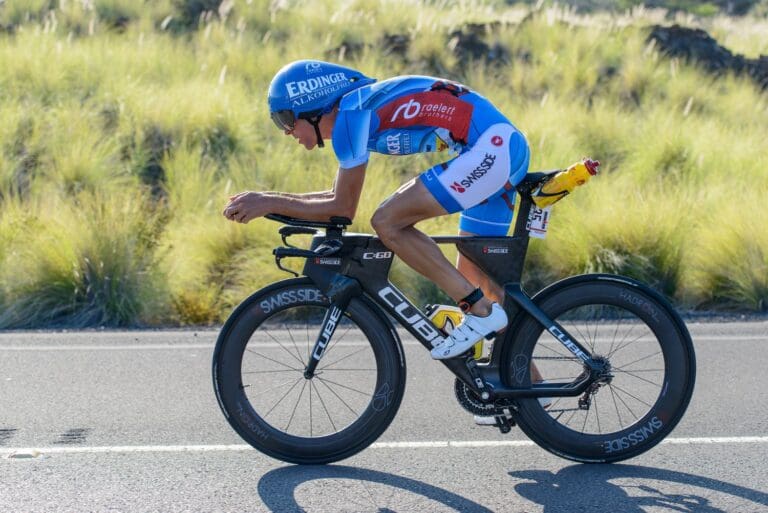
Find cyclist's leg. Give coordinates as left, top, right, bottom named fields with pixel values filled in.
left=453, top=126, right=529, bottom=304
left=458, top=240, right=544, bottom=384
left=456, top=194, right=516, bottom=304
left=370, top=178, right=495, bottom=315
left=453, top=132, right=545, bottom=381
left=371, top=123, right=520, bottom=316
left=457, top=241, right=504, bottom=301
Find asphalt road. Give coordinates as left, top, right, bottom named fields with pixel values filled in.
left=1, top=321, right=767, bottom=512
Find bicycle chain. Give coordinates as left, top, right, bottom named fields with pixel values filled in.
left=453, top=378, right=503, bottom=416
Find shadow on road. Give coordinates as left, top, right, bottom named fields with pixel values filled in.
left=257, top=464, right=494, bottom=512
left=510, top=464, right=768, bottom=513
left=257, top=463, right=768, bottom=512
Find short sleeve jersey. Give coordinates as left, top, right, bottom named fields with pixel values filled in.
left=331, top=76, right=513, bottom=169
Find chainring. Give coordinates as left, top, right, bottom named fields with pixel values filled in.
left=454, top=378, right=503, bottom=416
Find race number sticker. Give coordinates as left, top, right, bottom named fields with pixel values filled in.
left=527, top=206, right=552, bottom=239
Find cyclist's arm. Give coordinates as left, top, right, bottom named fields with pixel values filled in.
left=223, top=164, right=366, bottom=223
left=270, top=163, right=365, bottom=220
left=260, top=172, right=347, bottom=201
left=261, top=189, right=334, bottom=201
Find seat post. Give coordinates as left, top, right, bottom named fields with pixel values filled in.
left=512, top=193, right=534, bottom=240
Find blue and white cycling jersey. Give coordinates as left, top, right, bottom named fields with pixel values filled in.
left=331, top=76, right=530, bottom=236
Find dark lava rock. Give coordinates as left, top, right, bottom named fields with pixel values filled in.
left=648, top=24, right=768, bottom=89
left=325, top=40, right=365, bottom=62
left=447, top=29, right=509, bottom=65
left=381, top=33, right=410, bottom=57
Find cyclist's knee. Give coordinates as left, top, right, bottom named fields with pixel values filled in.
left=370, top=205, right=409, bottom=242
left=370, top=207, right=396, bottom=240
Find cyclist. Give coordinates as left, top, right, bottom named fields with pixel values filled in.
left=223, top=60, right=529, bottom=360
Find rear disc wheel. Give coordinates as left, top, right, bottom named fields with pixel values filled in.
left=507, top=278, right=695, bottom=463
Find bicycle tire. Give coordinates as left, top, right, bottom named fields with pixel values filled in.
left=505, top=275, right=695, bottom=463
left=213, top=278, right=406, bottom=464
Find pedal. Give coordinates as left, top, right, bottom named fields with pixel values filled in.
left=473, top=415, right=498, bottom=426
left=473, top=405, right=517, bottom=432
left=494, top=414, right=513, bottom=434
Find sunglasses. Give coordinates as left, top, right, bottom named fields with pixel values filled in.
left=271, top=110, right=296, bottom=131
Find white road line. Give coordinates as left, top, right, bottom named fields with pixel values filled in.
left=0, top=342, right=370, bottom=351
left=0, top=344, right=218, bottom=351
left=661, top=436, right=768, bottom=444
left=0, top=335, right=765, bottom=351
left=3, top=436, right=768, bottom=457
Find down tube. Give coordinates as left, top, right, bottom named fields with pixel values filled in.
left=367, top=281, right=479, bottom=390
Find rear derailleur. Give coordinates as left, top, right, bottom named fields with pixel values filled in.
left=578, top=356, right=613, bottom=410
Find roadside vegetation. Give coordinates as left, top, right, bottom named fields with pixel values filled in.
left=0, top=0, right=766, bottom=327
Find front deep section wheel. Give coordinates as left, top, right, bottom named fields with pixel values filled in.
left=505, top=275, right=696, bottom=463
left=213, top=278, right=406, bottom=464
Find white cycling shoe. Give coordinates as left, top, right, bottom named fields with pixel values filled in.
left=430, top=303, right=507, bottom=360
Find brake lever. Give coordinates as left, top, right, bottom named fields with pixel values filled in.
left=274, top=255, right=298, bottom=277
left=279, top=226, right=318, bottom=248
left=271, top=243, right=342, bottom=277
left=274, top=248, right=316, bottom=276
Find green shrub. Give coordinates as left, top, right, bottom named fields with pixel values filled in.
left=685, top=189, right=768, bottom=310
left=0, top=191, right=166, bottom=327
left=0, top=0, right=766, bottom=326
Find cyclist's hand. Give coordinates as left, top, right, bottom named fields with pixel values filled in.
left=223, top=191, right=268, bottom=224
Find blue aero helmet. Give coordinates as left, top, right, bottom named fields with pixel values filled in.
left=268, top=60, right=376, bottom=147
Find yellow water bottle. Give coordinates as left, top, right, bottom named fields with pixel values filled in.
left=532, top=158, right=600, bottom=208
left=426, top=305, right=484, bottom=359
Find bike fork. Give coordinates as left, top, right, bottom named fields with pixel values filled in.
left=304, top=275, right=361, bottom=379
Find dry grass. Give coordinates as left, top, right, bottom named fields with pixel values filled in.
left=0, top=0, right=766, bottom=326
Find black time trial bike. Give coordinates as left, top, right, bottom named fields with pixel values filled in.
left=212, top=171, right=696, bottom=465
